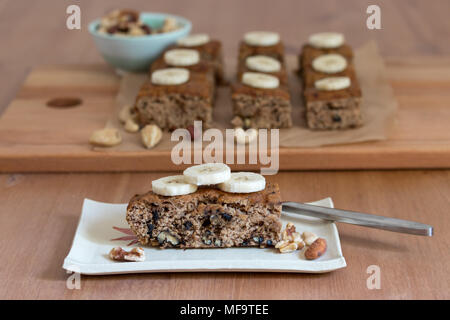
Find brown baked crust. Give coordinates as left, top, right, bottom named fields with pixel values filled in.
left=126, top=183, right=282, bottom=249
left=238, top=40, right=285, bottom=61
left=150, top=55, right=215, bottom=77
left=299, top=44, right=354, bottom=71
left=136, top=71, right=213, bottom=100
left=303, top=81, right=362, bottom=103
left=174, top=40, right=221, bottom=58
left=231, top=82, right=290, bottom=100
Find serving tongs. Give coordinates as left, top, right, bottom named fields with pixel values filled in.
left=282, top=201, right=433, bottom=236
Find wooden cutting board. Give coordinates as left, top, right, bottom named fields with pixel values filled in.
left=0, top=58, right=449, bottom=173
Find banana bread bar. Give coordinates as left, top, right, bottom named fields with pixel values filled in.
left=232, top=34, right=292, bottom=129
left=134, top=71, right=214, bottom=130
left=231, top=83, right=292, bottom=129
left=126, top=183, right=282, bottom=249
left=300, top=42, right=362, bottom=130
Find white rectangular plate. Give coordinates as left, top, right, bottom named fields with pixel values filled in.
left=63, top=198, right=346, bottom=274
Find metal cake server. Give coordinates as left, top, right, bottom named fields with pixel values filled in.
left=282, top=201, right=433, bottom=236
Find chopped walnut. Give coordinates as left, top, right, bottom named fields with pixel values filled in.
left=109, top=247, right=145, bottom=262
left=276, top=223, right=305, bottom=253
left=276, top=223, right=327, bottom=260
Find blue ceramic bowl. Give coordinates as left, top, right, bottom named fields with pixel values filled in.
left=89, top=13, right=192, bottom=72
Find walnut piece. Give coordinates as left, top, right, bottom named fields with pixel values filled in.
left=276, top=223, right=326, bottom=260
left=276, top=223, right=305, bottom=253
left=157, top=231, right=180, bottom=246
left=109, top=247, right=145, bottom=262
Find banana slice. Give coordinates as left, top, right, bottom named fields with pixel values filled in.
left=183, top=163, right=231, bottom=186
left=164, top=49, right=200, bottom=67
left=242, top=72, right=279, bottom=89
left=177, top=33, right=210, bottom=47
left=309, top=32, right=344, bottom=49
left=152, top=175, right=197, bottom=196
left=218, top=172, right=266, bottom=193
left=151, top=68, right=190, bottom=85
left=244, top=31, right=280, bottom=46
left=312, top=54, right=347, bottom=74
left=315, top=76, right=351, bottom=91
left=246, top=55, right=281, bottom=73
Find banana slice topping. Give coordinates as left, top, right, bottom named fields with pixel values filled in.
left=315, top=76, right=351, bottom=91
left=183, top=163, right=231, bottom=186
left=164, top=49, right=200, bottom=67
left=244, top=31, right=280, bottom=46
left=218, top=172, right=266, bottom=193
left=246, top=55, right=281, bottom=73
left=309, top=32, right=345, bottom=49
left=242, top=72, right=279, bottom=89
left=177, top=33, right=210, bottom=47
left=152, top=175, right=198, bottom=196
left=151, top=68, right=190, bottom=85
left=312, top=54, right=347, bottom=74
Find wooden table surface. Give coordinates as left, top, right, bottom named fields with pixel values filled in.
left=0, top=0, right=449, bottom=299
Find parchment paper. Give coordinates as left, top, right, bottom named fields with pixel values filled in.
left=102, top=41, right=397, bottom=151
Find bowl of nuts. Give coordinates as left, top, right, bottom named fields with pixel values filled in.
left=89, top=9, right=192, bottom=72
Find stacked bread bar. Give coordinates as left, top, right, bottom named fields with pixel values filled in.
left=231, top=31, right=292, bottom=129
left=134, top=34, right=220, bottom=130
left=300, top=32, right=363, bottom=130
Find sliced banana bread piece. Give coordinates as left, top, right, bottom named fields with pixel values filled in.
left=126, top=183, right=282, bottom=249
